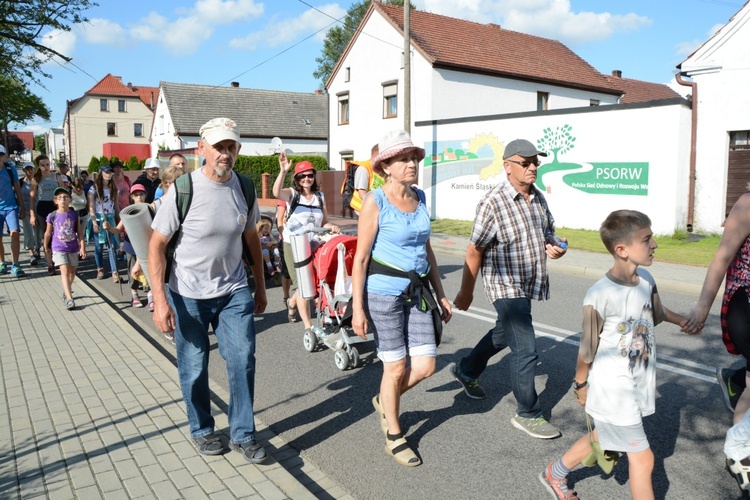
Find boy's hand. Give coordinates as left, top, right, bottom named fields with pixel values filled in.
left=573, top=386, right=588, bottom=407
left=79, top=246, right=87, bottom=259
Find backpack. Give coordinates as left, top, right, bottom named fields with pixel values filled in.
left=340, top=160, right=372, bottom=211
left=165, top=172, right=257, bottom=281
left=284, top=190, right=324, bottom=224
left=48, top=209, right=79, bottom=230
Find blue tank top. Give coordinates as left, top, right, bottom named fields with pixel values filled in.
left=366, top=187, right=431, bottom=296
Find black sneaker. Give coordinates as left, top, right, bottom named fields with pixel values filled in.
left=450, top=362, right=487, bottom=399
left=192, top=433, right=227, bottom=456
left=717, top=367, right=743, bottom=412
left=230, top=440, right=268, bottom=464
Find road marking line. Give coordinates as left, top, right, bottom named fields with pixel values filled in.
left=455, top=308, right=718, bottom=384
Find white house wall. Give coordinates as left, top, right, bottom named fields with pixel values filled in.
left=412, top=102, right=692, bottom=235
left=430, top=69, right=619, bottom=119
left=682, top=4, right=750, bottom=233
left=177, top=136, right=328, bottom=157
left=151, top=88, right=181, bottom=157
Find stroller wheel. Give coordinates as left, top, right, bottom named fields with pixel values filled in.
left=334, top=348, right=350, bottom=371
left=303, top=329, right=318, bottom=353
left=348, top=346, right=360, bottom=369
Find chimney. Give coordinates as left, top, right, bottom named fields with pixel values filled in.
left=127, top=82, right=132, bottom=89
left=611, top=70, right=622, bottom=78
left=314, top=89, right=323, bottom=95
left=231, top=82, right=239, bottom=88
left=150, top=91, right=154, bottom=110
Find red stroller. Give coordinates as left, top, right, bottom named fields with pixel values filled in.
left=302, top=234, right=374, bottom=370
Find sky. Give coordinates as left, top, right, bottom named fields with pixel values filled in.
left=19, top=0, right=746, bottom=135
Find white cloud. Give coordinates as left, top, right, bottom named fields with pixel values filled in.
left=675, top=39, right=703, bottom=57
left=229, top=3, right=346, bottom=51
left=129, top=12, right=210, bottom=54
left=419, top=0, right=651, bottom=45
left=79, top=18, right=127, bottom=45
left=39, top=29, right=77, bottom=63
left=194, top=0, right=264, bottom=24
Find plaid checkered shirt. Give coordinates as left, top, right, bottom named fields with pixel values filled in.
left=470, top=176, right=554, bottom=303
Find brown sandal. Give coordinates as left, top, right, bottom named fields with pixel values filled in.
left=287, top=302, right=299, bottom=323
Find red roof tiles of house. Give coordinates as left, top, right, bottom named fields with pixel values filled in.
left=85, top=73, right=158, bottom=109
left=374, top=3, right=622, bottom=96
left=604, top=71, right=681, bottom=103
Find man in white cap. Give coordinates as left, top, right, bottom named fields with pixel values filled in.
left=452, top=138, right=567, bottom=439
left=0, top=145, right=26, bottom=277
left=148, top=117, right=268, bottom=463
left=134, top=158, right=162, bottom=203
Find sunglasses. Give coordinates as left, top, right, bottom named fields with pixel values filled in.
left=506, top=159, right=541, bottom=168
left=296, top=173, right=315, bottom=179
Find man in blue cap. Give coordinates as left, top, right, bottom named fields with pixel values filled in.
left=451, top=138, right=567, bottom=439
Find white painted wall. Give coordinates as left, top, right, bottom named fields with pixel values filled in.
left=46, top=127, right=65, bottom=161
left=681, top=3, right=750, bottom=233
left=177, top=136, right=328, bottom=157
left=412, top=102, right=692, bottom=235
left=430, top=69, right=618, bottom=119
left=150, top=88, right=181, bottom=157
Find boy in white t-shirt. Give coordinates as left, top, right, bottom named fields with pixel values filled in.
left=540, top=210, right=693, bottom=500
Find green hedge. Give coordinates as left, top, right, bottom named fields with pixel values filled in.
left=233, top=155, right=328, bottom=197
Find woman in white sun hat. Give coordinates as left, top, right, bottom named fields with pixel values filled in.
left=351, top=129, right=452, bottom=467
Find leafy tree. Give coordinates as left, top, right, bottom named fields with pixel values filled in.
left=88, top=156, right=100, bottom=171
left=4, top=134, right=26, bottom=157
left=127, top=155, right=140, bottom=171
left=99, top=155, right=109, bottom=167
left=34, top=134, right=46, bottom=154
left=0, top=76, right=50, bottom=151
left=313, top=0, right=410, bottom=88
left=537, top=125, right=576, bottom=163
left=0, top=0, right=97, bottom=86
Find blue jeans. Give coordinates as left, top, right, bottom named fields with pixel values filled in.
left=92, top=230, right=118, bottom=273
left=460, top=297, right=542, bottom=419
left=168, top=287, right=258, bottom=444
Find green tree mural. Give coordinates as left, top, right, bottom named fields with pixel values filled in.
left=537, top=124, right=575, bottom=163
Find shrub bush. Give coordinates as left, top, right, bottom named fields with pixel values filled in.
left=233, top=155, right=328, bottom=197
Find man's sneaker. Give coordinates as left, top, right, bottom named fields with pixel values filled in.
left=192, top=433, right=227, bottom=456
left=450, top=362, right=487, bottom=399
left=0, top=262, right=7, bottom=275
left=230, top=440, right=268, bottom=464
left=29, top=255, right=38, bottom=266
left=132, top=296, right=144, bottom=308
left=10, top=264, right=25, bottom=277
left=511, top=415, right=561, bottom=439
left=717, top=367, right=743, bottom=412
left=539, top=462, right=578, bottom=499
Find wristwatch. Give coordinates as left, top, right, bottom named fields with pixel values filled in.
left=572, top=379, right=588, bottom=390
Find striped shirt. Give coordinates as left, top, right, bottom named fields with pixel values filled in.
left=470, top=177, right=554, bottom=303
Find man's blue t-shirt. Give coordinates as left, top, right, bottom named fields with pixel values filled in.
left=0, top=162, right=19, bottom=211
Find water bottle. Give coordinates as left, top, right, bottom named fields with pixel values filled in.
left=545, top=229, right=568, bottom=249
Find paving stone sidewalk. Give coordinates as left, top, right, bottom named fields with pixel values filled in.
left=0, top=262, right=351, bottom=499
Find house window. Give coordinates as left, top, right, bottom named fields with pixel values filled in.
left=731, top=130, right=750, bottom=149
left=338, top=92, right=349, bottom=125
left=537, top=92, right=549, bottom=111
left=383, top=82, right=398, bottom=119
left=590, top=99, right=600, bottom=107
left=345, top=67, right=350, bottom=82
left=100, top=99, right=108, bottom=111
left=118, top=100, right=126, bottom=112
left=134, top=123, right=143, bottom=137
left=340, top=150, right=354, bottom=170
left=107, top=123, right=116, bottom=136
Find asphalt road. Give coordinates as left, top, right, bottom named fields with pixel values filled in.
left=79, top=249, right=742, bottom=499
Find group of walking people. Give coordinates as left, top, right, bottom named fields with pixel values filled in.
left=5, top=118, right=747, bottom=497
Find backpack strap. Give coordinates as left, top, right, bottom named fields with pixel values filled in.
left=235, top=172, right=256, bottom=267
left=164, top=174, right=193, bottom=282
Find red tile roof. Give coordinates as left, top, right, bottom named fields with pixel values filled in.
left=85, top=73, right=157, bottom=108
left=604, top=74, right=681, bottom=104
left=373, top=3, right=622, bottom=96
left=2, top=131, right=34, bottom=150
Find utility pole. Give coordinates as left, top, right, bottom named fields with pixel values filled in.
left=403, top=1, right=411, bottom=133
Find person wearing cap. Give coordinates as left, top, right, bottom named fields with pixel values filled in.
left=134, top=158, right=162, bottom=203
left=351, top=129, right=452, bottom=467
left=149, top=117, right=268, bottom=463
left=43, top=187, right=86, bottom=309
left=0, top=144, right=26, bottom=276
left=88, top=164, right=121, bottom=282
left=30, top=154, right=64, bottom=275
left=451, top=138, right=567, bottom=440
left=272, top=152, right=341, bottom=332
